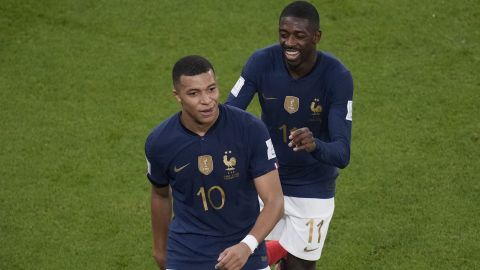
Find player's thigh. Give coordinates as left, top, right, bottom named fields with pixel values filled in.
left=285, top=253, right=316, bottom=270
left=279, top=196, right=335, bottom=261
left=168, top=267, right=270, bottom=270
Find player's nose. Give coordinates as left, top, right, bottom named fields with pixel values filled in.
left=285, top=35, right=297, bottom=47
left=199, top=92, right=211, bottom=104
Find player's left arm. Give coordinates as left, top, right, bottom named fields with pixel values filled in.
left=215, top=170, right=283, bottom=270
left=250, top=169, right=284, bottom=242
left=289, top=69, right=353, bottom=168
left=216, top=117, right=283, bottom=270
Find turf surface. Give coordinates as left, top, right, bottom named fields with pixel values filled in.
left=1, top=0, right=479, bottom=269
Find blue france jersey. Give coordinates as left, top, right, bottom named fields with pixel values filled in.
left=226, top=44, right=353, bottom=199
left=145, top=104, right=277, bottom=269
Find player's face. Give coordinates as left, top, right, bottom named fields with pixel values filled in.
left=279, top=16, right=321, bottom=70
left=174, top=69, right=220, bottom=131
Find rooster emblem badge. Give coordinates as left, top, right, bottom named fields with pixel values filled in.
left=223, top=151, right=237, bottom=171
left=310, top=98, right=322, bottom=114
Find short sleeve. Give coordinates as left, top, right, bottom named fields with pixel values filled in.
left=145, top=133, right=169, bottom=187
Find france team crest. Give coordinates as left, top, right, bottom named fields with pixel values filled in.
left=284, top=96, right=299, bottom=114
left=198, top=155, right=213, bottom=175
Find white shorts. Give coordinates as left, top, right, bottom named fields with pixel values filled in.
left=260, top=196, right=335, bottom=261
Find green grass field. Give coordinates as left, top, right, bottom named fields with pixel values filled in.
left=1, top=0, right=479, bottom=269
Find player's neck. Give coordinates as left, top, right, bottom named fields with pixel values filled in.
left=180, top=111, right=219, bottom=137
left=286, top=54, right=317, bottom=79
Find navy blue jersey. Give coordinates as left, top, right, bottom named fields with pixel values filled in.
left=226, top=44, right=353, bottom=199
left=145, top=104, right=277, bottom=269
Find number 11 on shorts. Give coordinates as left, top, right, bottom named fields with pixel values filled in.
left=306, top=219, right=324, bottom=244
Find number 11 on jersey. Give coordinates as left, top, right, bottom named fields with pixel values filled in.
left=279, top=124, right=297, bottom=143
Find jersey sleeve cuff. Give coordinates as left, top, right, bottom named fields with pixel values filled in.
left=311, top=138, right=325, bottom=160
left=147, top=173, right=169, bottom=188
left=251, top=164, right=278, bottom=179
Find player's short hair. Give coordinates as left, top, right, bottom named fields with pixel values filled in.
left=280, top=1, right=320, bottom=30
left=172, top=55, right=215, bottom=86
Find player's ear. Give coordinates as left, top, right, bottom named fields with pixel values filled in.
left=314, top=30, right=322, bottom=44
left=172, top=88, right=181, bottom=103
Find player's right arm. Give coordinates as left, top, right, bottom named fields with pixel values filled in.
left=225, top=53, right=262, bottom=109
left=151, top=185, right=171, bottom=270
left=146, top=132, right=171, bottom=270
left=225, top=75, right=256, bottom=109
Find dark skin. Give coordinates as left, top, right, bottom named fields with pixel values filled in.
left=279, top=16, right=321, bottom=79
left=277, top=254, right=316, bottom=270
left=276, top=16, right=321, bottom=270
left=279, top=16, right=320, bottom=155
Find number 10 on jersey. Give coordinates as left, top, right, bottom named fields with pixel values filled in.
left=197, top=186, right=225, bottom=211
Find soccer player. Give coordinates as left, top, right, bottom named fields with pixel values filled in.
left=226, top=1, right=354, bottom=269
left=145, top=55, right=284, bottom=270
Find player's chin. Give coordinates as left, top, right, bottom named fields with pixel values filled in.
left=286, top=59, right=302, bottom=70
left=197, top=111, right=216, bottom=124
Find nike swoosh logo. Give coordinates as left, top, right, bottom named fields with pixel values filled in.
left=303, top=247, right=319, bottom=252
left=174, top=163, right=190, bottom=173
left=262, top=93, right=278, bottom=100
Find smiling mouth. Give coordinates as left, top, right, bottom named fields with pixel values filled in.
left=284, top=49, right=300, bottom=61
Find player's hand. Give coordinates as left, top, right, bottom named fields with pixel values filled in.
left=288, top=127, right=316, bottom=152
left=215, top=242, right=251, bottom=270
left=153, top=250, right=166, bottom=270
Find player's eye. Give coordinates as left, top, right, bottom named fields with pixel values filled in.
left=295, top=34, right=306, bottom=39
left=187, top=91, right=198, bottom=96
